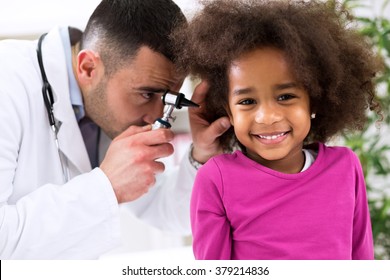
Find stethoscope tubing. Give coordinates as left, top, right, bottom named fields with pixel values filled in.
left=37, top=33, right=70, bottom=182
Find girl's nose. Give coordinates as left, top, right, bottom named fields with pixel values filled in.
left=254, top=103, right=282, bottom=125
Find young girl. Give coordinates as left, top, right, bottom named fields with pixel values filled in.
left=172, top=0, right=383, bottom=259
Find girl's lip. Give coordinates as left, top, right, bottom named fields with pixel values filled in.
left=253, top=131, right=289, bottom=144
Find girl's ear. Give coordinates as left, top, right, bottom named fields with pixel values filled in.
left=228, top=114, right=234, bottom=126
left=224, top=105, right=234, bottom=126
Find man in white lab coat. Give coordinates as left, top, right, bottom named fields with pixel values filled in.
left=0, top=0, right=230, bottom=259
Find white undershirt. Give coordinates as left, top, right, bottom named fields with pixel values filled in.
left=301, top=149, right=317, bottom=172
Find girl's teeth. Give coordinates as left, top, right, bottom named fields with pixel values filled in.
left=259, top=132, right=285, bottom=140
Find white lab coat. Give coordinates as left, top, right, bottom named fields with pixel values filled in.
left=0, top=27, right=195, bottom=259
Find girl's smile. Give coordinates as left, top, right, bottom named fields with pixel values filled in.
left=253, top=131, right=290, bottom=145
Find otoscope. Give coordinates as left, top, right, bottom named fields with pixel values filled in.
left=152, top=90, right=199, bottom=130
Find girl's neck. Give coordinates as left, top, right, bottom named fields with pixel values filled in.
left=246, top=147, right=306, bottom=174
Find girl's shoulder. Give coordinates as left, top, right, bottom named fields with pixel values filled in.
left=312, top=142, right=361, bottom=167
left=321, top=142, right=357, bottom=157
left=306, top=142, right=354, bottom=155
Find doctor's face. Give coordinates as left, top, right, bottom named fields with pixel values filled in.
left=83, top=46, right=184, bottom=139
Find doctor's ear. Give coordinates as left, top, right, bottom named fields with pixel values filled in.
left=76, top=50, right=102, bottom=82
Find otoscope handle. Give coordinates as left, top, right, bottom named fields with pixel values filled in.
left=152, top=118, right=172, bottom=130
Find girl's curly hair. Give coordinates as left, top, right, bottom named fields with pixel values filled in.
left=172, top=0, right=383, bottom=151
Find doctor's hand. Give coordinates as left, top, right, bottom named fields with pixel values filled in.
left=189, top=80, right=231, bottom=164
left=100, top=125, right=174, bottom=204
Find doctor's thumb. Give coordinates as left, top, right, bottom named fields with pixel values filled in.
left=211, top=117, right=231, bottom=138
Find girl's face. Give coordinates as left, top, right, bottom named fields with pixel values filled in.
left=227, top=47, right=311, bottom=173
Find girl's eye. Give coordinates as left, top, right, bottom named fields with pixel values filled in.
left=238, top=99, right=256, bottom=105
left=278, top=94, right=295, bottom=101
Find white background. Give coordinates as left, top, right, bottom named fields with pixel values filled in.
left=0, top=0, right=201, bottom=38
left=0, top=0, right=389, bottom=39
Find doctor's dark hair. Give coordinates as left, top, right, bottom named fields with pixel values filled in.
left=172, top=0, right=382, bottom=151
left=81, top=0, right=187, bottom=76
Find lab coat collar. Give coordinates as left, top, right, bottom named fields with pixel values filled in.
left=40, top=26, right=92, bottom=173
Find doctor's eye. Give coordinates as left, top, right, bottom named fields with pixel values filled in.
left=141, top=92, right=154, bottom=100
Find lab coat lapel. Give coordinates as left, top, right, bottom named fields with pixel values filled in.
left=42, top=27, right=92, bottom=174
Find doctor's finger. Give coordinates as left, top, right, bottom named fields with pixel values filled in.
left=151, top=160, right=166, bottom=174
left=133, top=128, right=174, bottom=146
left=191, top=80, right=210, bottom=104
left=143, top=142, right=174, bottom=160
left=205, top=116, right=231, bottom=141
left=115, top=124, right=152, bottom=141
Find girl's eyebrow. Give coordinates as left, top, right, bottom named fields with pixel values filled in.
left=232, top=82, right=298, bottom=96
left=274, top=82, right=298, bottom=91
left=232, top=87, right=254, bottom=96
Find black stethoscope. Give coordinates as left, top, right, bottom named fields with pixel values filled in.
left=37, top=33, right=70, bottom=182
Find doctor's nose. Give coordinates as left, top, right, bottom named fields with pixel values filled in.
left=254, top=104, right=282, bottom=125
left=143, top=99, right=165, bottom=124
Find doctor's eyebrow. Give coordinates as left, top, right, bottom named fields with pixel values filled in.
left=136, top=87, right=167, bottom=94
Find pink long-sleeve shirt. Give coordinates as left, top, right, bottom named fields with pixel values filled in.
left=190, top=143, right=374, bottom=259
